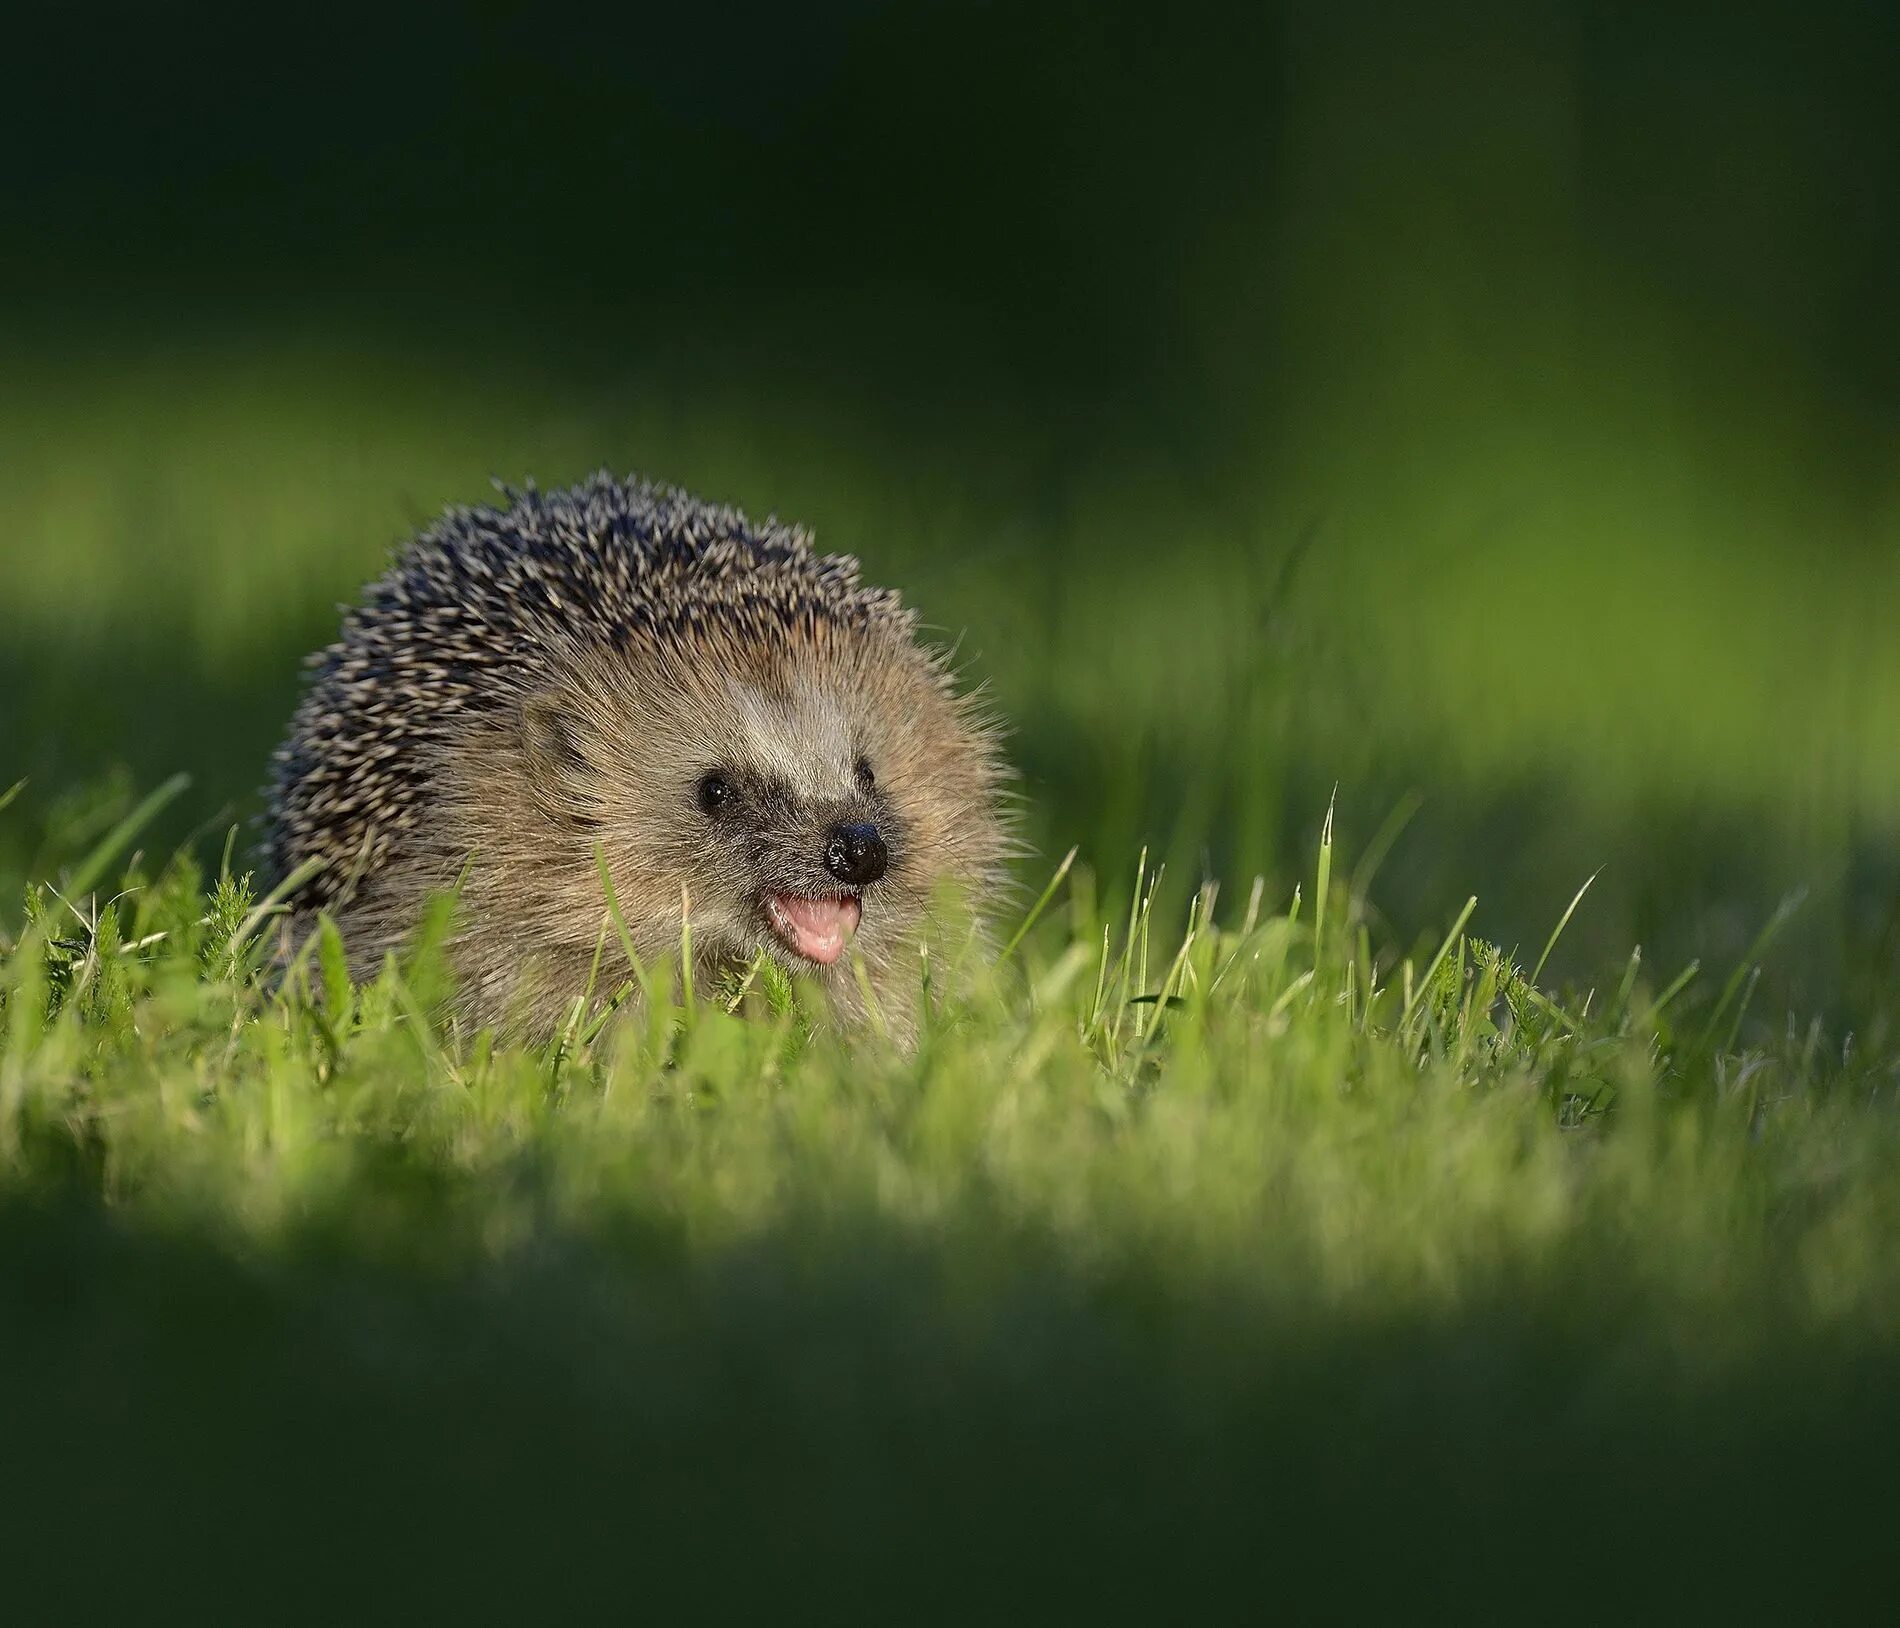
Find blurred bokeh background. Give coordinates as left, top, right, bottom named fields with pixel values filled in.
left=4, top=0, right=1898, bottom=1027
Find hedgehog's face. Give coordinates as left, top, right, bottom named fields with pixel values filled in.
left=690, top=735, right=890, bottom=969
left=522, top=625, right=1004, bottom=1010
left=666, top=653, right=981, bottom=987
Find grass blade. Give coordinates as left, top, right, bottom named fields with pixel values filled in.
left=64, top=772, right=190, bottom=902
left=1000, top=846, right=1078, bottom=963
left=1348, top=789, right=1422, bottom=919
left=228, top=855, right=329, bottom=967
left=1642, top=960, right=1701, bottom=1028
left=593, top=843, right=651, bottom=1003
left=1313, top=786, right=1336, bottom=970
left=1400, top=895, right=1478, bottom=1038
left=1531, top=869, right=1600, bottom=986
left=1695, top=889, right=1806, bottom=1054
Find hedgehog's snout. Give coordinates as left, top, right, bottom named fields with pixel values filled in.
left=824, top=821, right=888, bottom=887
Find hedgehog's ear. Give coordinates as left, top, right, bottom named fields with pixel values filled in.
left=519, top=693, right=587, bottom=780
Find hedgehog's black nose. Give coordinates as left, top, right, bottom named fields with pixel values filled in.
left=825, top=822, right=888, bottom=887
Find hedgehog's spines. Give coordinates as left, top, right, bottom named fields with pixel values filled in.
left=264, top=473, right=928, bottom=911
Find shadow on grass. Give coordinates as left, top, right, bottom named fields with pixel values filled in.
left=1, top=1188, right=1893, bottom=1623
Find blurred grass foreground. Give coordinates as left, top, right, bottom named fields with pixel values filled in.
left=4, top=0, right=1900, bottom=1617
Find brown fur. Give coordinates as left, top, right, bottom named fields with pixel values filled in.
left=266, top=474, right=1010, bottom=1037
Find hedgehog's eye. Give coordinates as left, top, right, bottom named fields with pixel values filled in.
left=697, top=772, right=738, bottom=816
left=854, top=756, right=876, bottom=793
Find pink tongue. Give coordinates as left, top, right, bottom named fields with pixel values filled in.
left=771, top=894, right=862, bottom=965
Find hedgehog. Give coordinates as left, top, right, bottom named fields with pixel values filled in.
left=265, top=472, right=1011, bottom=1038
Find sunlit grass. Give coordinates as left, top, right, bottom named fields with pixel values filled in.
left=5, top=784, right=1893, bottom=1321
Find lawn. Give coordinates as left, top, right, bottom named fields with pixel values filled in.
left=3, top=723, right=1898, bottom=1617
left=4, top=273, right=1899, bottom=1626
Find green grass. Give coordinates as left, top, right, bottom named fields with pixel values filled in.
left=4, top=335, right=1900, bottom=1618
left=2, top=785, right=1896, bottom=1619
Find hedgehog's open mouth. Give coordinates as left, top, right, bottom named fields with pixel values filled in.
left=763, top=892, right=862, bottom=966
